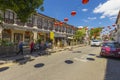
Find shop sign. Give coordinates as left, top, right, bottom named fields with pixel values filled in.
left=50, top=31, right=54, bottom=40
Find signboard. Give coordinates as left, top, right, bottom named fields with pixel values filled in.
left=50, top=31, right=54, bottom=40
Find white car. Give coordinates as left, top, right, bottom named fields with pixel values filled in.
left=91, top=40, right=101, bottom=47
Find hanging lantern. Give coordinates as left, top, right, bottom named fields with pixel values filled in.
left=107, top=26, right=110, bottom=28
left=82, top=0, right=89, bottom=4
left=54, top=22, right=59, bottom=26
left=25, top=31, right=30, bottom=35
left=7, top=29, right=11, bottom=33
left=71, top=11, right=76, bottom=16
left=112, top=24, right=116, bottom=27
left=66, top=26, right=69, bottom=28
left=108, top=26, right=111, bottom=29
left=59, top=22, right=64, bottom=26
left=64, top=18, right=68, bottom=22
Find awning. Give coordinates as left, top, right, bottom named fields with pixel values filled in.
left=3, top=23, right=50, bottom=33
left=67, top=37, right=73, bottom=39
left=54, top=33, right=66, bottom=38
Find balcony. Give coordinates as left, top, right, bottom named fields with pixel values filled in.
left=26, top=23, right=33, bottom=27
left=4, top=18, right=14, bottom=24
left=16, top=20, right=25, bottom=26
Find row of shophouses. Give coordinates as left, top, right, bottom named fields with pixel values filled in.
left=0, top=9, right=78, bottom=47
left=110, top=11, right=120, bottom=43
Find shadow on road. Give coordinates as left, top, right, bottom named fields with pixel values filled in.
left=65, top=60, right=74, bottom=64
left=104, top=57, right=120, bottom=80
left=0, top=51, right=51, bottom=65
left=34, top=63, right=45, bottom=68
left=72, top=51, right=82, bottom=53
left=0, top=67, right=9, bottom=72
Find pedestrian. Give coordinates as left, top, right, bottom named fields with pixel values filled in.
left=30, top=40, right=34, bottom=54
left=16, top=41, right=24, bottom=55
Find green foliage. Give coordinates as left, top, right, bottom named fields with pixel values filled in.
left=0, top=0, right=44, bottom=23
left=36, top=38, right=42, bottom=43
left=90, top=27, right=102, bottom=39
left=0, top=39, right=14, bottom=46
left=74, top=28, right=86, bottom=40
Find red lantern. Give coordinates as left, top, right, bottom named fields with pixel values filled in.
left=82, top=0, right=89, bottom=4
left=108, top=26, right=111, bottom=29
left=112, top=24, right=116, bottom=27
left=71, top=11, right=76, bottom=16
left=59, top=22, right=64, bottom=26
left=108, top=26, right=110, bottom=28
left=54, top=22, right=59, bottom=26
left=66, top=26, right=69, bottom=28
left=64, top=18, right=68, bottom=22
left=25, top=31, right=30, bottom=35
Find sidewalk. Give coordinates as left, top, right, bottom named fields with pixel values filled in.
left=0, top=44, right=85, bottom=68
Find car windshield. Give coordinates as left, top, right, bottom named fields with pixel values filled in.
left=103, top=42, right=120, bottom=48
left=92, top=40, right=99, bottom=42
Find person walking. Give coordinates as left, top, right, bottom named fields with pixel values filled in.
left=16, top=41, right=24, bottom=55
left=30, top=41, right=34, bottom=54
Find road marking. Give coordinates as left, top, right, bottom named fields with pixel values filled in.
left=74, top=54, right=96, bottom=62
left=73, top=57, right=88, bottom=62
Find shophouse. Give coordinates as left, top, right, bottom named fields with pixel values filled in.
left=0, top=9, right=76, bottom=47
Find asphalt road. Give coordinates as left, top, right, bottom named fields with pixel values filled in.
left=0, top=46, right=120, bottom=80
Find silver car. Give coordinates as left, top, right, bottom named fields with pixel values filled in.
left=91, top=40, right=102, bottom=47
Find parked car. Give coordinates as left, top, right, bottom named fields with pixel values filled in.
left=91, top=40, right=102, bottom=47
left=100, top=41, right=120, bottom=57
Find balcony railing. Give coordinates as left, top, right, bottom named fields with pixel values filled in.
left=37, top=25, right=42, bottom=29
left=4, top=18, right=14, bottom=24
left=26, top=23, right=33, bottom=27
left=16, top=20, right=25, bottom=26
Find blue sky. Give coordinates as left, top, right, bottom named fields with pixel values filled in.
left=38, top=0, right=120, bottom=29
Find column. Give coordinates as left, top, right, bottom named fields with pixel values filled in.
left=11, top=30, right=14, bottom=42
left=13, top=13, right=17, bottom=25
left=33, top=31, right=37, bottom=42
left=0, top=27, right=3, bottom=40
left=33, top=15, right=38, bottom=29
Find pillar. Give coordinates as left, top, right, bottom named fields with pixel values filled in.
left=0, top=27, right=3, bottom=40
left=33, top=15, right=38, bottom=29
left=11, top=30, right=14, bottom=42
left=33, top=31, right=37, bottom=42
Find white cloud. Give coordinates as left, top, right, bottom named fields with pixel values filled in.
left=100, top=16, right=105, bottom=19
left=78, top=26, right=83, bottom=28
left=88, top=17, right=97, bottom=20
left=82, top=9, right=88, bottom=12
left=93, top=0, right=120, bottom=19
left=83, top=20, right=88, bottom=22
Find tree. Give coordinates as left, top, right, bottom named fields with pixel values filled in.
left=74, top=27, right=86, bottom=43
left=0, top=0, right=44, bottom=22
left=90, top=27, right=102, bottom=39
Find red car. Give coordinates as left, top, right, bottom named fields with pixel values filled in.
left=100, top=41, right=120, bottom=57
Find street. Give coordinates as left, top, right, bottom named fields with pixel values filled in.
left=0, top=46, right=120, bottom=80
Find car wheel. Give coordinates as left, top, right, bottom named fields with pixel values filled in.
left=100, top=52, right=104, bottom=57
